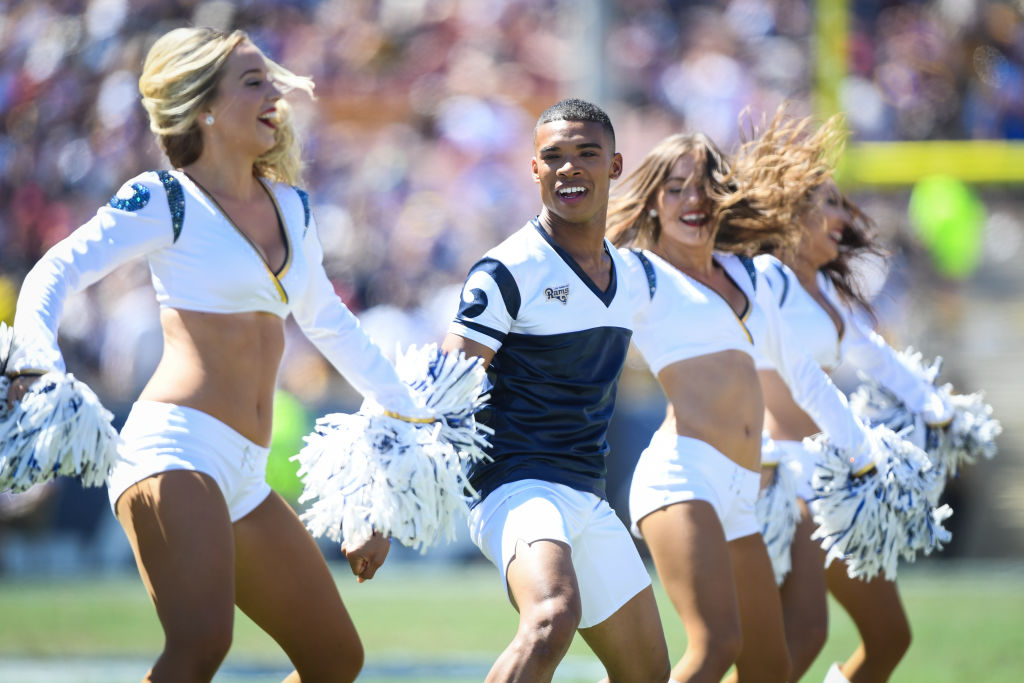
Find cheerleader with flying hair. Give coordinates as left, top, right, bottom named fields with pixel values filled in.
left=606, top=109, right=926, bottom=683
left=755, top=178, right=998, bottom=682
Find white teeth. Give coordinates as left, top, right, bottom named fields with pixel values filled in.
left=681, top=212, right=706, bottom=222
left=558, top=186, right=585, bottom=196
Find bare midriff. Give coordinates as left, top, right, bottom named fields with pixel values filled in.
left=138, top=307, right=285, bottom=447
left=656, top=349, right=765, bottom=472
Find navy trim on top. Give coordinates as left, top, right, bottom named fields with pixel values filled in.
left=531, top=218, right=617, bottom=307
left=472, top=258, right=521, bottom=319
left=457, top=318, right=507, bottom=343
left=294, top=187, right=312, bottom=234
left=738, top=255, right=757, bottom=293
left=630, top=248, right=657, bottom=300
left=108, top=184, right=150, bottom=213
left=772, top=262, right=791, bottom=306
left=157, top=170, right=185, bottom=243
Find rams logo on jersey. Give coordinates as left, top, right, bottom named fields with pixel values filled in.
left=544, top=284, right=570, bottom=304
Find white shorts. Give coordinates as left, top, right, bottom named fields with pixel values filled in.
left=629, top=432, right=760, bottom=542
left=107, top=400, right=272, bottom=522
left=468, top=478, right=651, bottom=629
left=773, top=439, right=818, bottom=502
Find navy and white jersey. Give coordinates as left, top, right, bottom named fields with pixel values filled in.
left=448, top=219, right=645, bottom=502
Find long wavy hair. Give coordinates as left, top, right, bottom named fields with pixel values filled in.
left=609, top=108, right=847, bottom=257
left=138, top=27, right=315, bottom=185
left=817, top=192, right=887, bottom=317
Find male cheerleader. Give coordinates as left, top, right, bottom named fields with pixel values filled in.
left=442, top=99, right=671, bottom=683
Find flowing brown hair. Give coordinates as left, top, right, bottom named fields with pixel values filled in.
left=608, top=108, right=847, bottom=257
left=818, top=192, right=887, bottom=317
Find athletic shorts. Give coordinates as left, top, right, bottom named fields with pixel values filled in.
left=629, top=431, right=760, bottom=542
left=107, top=400, right=272, bottom=522
left=773, top=439, right=818, bottom=502
left=468, top=478, right=651, bottom=629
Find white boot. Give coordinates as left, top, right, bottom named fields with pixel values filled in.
left=824, top=662, right=851, bottom=683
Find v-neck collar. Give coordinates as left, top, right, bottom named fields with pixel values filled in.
left=531, top=218, right=617, bottom=307
left=185, top=172, right=292, bottom=278
left=667, top=252, right=754, bottom=343
left=807, top=271, right=846, bottom=342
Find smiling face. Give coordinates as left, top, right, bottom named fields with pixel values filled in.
left=202, top=41, right=282, bottom=159
left=531, top=119, right=622, bottom=227
left=797, top=180, right=845, bottom=267
left=651, top=150, right=716, bottom=249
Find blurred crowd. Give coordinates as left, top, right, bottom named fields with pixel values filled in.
left=1, top=0, right=1023, bottom=570
left=0, top=0, right=1021, bottom=409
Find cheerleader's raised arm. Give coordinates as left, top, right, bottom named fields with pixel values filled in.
left=754, top=266, right=877, bottom=470
left=12, top=173, right=179, bottom=375
left=842, top=304, right=1000, bottom=479
left=754, top=258, right=949, bottom=580
left=287, top=197, right=489, bottom=554
left=287, top=201, right=428, bottom=420
left=1, top=172, right=179, bottom=493
left=839, top=285, right=954, bottom=428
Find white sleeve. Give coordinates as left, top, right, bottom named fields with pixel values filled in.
left=756, top=277, right=865, bottom=452
left=751, top=255, right=789, bottom=371
left=620, top=248, right=657, bottom=314
left=840, top=309, right=934, bottom=412
left=446, top=257, right=518, bottom=352
left=290, top=213, right=419, bottom=416
left=11, top=174, right=175, bottom=374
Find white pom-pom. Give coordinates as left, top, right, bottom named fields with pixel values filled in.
left=849, top=347, right=1001, bottom=479
left=293, top=344, right=491, bottom=553
left=392, top=343, right=493, bottom=461
left=0, top=372, right=121, bottom=492
left=807, top=424, right=950, bottom=581
left=0, top=323, right=13, bottom=422
left=938, top=390, right=1002, bottom=475
left=756, top=456, right=802, bottom=585
left=0, top=322, right=120, bottom=493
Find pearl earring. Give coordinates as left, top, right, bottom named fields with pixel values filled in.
left=648, top=208, right=658, bottom=218
left=204, top=114, right=215, bottom=126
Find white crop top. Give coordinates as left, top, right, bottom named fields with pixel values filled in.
left=627, top=248, right=865, bottom=452
left=625, top=249, right=767, bottom=375
left=754, top=254, right=936, bottom=413
left=12, top=170, right=418, bottom=414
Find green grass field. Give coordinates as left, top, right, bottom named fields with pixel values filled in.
left=1, top=559, right=1022, bottom=682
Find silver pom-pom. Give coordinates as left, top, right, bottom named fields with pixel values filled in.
left=293, top=344, right=491, bottom=553
left=807, top=424, right=951, bottom=581
left=756, top=455, right=803, bottom=585
left=0, top=323, right=120, bottom=493
left=849, top=347, right=1001, bottom=480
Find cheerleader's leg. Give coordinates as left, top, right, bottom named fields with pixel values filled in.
left=825, top=560, right=911, bottom=682
left=233, top=490, right=363, bottom=683
left=116, top=470, right=236, bottom=682
left=779, top=505, right=830, bottom=680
